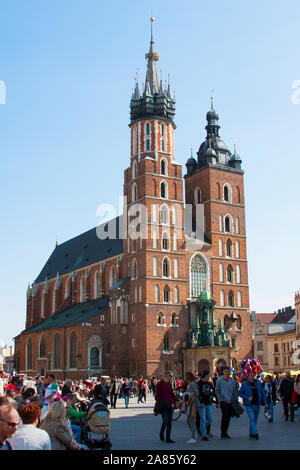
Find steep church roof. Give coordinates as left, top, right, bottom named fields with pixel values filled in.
left=34, top=217, right=123, bottom=284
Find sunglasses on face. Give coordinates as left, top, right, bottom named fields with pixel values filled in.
left=0, top=418, right=20, bottom=428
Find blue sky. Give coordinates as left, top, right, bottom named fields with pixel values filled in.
left=1, top=0, right=300, bottom=346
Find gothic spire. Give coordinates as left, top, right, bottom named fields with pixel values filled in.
left=144, top=17, right=159, bottom=95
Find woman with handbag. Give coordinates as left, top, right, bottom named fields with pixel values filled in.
left=293, top=374, right=300, bottom=421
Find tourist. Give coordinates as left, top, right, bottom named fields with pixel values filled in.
left=109, top=377, right=121, bottom=409
left=155, top=371, right=177, bottom=443
left=198, top=370, right=214, bottom=441
left=5, top=377, right=18, bottom=394
left=40, top=401, right=81, bottom=450
left=293, top=374, right=300, bottom=422
left=264, top=376, right=275, bottom=422
left=280, top=371, right=295, bottom=422
left=61, top=379, right=73, bottom=398
left=9, top=402, right=51, bottom=450
left=239, top=371, right=268, bottom=440
left=215, top=366, right=237, bottom=439
left=184, top=372, right=200, bottom=444
left=120, top=378, right=133, bottom=408
left=93, top=377, right=110, bottom=406
left=0, top=397, right=20, bottom=450
left=137, top=375, right=144, bottom=403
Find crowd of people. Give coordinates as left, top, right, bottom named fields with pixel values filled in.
left=154, top=369, right=300, bottom=444
left=0, top=368, right=299, bottom=450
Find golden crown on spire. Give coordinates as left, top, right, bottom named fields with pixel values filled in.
left=150, top=17, right=155, bottom=22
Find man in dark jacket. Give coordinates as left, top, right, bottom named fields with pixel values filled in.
left=61, top=379, right=73, bottom=398
left=280, top=371, right=294, bottom=422
left=93, top=377, right=109, bottom=406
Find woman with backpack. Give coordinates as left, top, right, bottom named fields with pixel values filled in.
left=184, top=372, right=200, bottom=444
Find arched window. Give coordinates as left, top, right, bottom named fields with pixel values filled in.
left=220, top=290, right=225, bottom=306
left=226, top=239, right=233, bottom=257
left=160, top=181, right=167, bottom=198
left=153, top=257, right=158, bottom=276
left=228, top=290, right=235, bottom=307
left=162, top=232, right=170, bottom=251
left=69, top=332, right=77, bottom=369
left=237, top=315, right=242, bottom=329
left=163, top=286, right=170, bottom=303
left=171, top=314, right=178, bottom=326
left=39, top=335, right=46, bottom=358
left=26, top=339, right=32, bottom=370
left=224, top=184, right=232, bottom=202
left=53, top=334, right=61, bottom=369
left=236, top=240, right=240, bottom=258
left=132, top=161, right=137, bottom=179
left=94, top=272, right=99, bottom=299
left=219, top=263, right=224, bottom=282
left=225, top=216, right=232, bottom=233
left=174, top=285, right=179, bottom=303
left=164, top=334, right=170, bottom=351
left=190, top=254, right=208, bottom=297
left=80, top=277, right=84, bottom=302
left=155, top=284, right=160, bottom=302
left=132, top=259, right=137, bottom=279
left=163, top=258, right=171, bottom=277
left=132, top=183, right=137, bottom=202
left=146, top=122, right=150, bottom=136
left=161, top=139, right=165, bottom=152
left=157, top=313, right=164, bottom=325
left=146, top=139, right=150, bottom=151
left=90, top=347, right=100, bottom=368
left=161, top=205, right=169, bottom=224
left=227, top=265, right=234, bottom=283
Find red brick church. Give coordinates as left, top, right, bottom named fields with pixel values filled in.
left=15, top=20, right=252, bottom=380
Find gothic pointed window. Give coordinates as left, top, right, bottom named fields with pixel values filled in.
left=162, top=232, right=170, bottom=251
left=163, top=258, right=171, bottom=277
left=163, top=286, right=170, bottom=303
left=53, top=334, right=61, bottom=369
left=174, top=285, right=179, bottom=303
left=161, top=139, right=165, bottom=152
left=164, top=334, right=170, bottom=351
left=161, top=205, right=169, bottom=224
left=146, top=122, right=150, bottom=136
left=155, top=284, right=160, bottom=302
left=227, top=265, right=234, bottom=283
left=225, top=216, right=232, bottom=233
left=190, top=254, right=208, bottom=297
left=90, top=347, right=100, bottom=369
left=228, top=290, right=235, bottom=307
left=146, top=139, right=150, bottom=151
left=39, top=335, right=46, bottom=358
left=226, top=239, right=233, bottom=257
left=69, top=332, right=77, bottom=369
left=132, top=183, right=137, bottom=202
left=161, top=159, right=166, bottom=175
left=160, top=181, right=166, bottom=198
left=161, top=123, right=165, bottom=136
left=26, top=339, right=32, bottom=370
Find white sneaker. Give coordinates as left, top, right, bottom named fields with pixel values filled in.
left=186, top=438, right=197, bottom=444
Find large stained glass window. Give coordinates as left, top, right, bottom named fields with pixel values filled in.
left=191, top=254, right=207, bottom=297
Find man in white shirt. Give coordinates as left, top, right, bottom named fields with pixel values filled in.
left=9, top=401, right=51, bottom=450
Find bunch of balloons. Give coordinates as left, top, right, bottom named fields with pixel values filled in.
left=236, top=358, right=263, bottom=382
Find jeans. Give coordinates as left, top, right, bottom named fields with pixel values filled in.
left=268, top=398, right=274, bottom=420
left=199, top=405, right=213, bottom=437
left=124, top=395, right=129, bottom=407
left=246, top=404, right=260, bottom=435
left=160, top=406, right=173, bottom=440
left=71, top=424, right=81, bottom=443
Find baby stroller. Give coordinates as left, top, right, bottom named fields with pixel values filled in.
left=82, top=399, right=112, bottom=450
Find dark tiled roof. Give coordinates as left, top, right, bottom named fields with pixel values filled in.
left=270, top=308, right=295, bottom=324
left=34, top=217, right=123, bottom=284
left=21, top=296, right=110, bottom=335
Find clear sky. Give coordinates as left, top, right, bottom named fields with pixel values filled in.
left=1, top=0, right=300, bottom=346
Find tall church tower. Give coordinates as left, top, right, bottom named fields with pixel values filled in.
left=122, top=19, right=188, bottom=377
left=184, top=99, right=251, bottom=365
